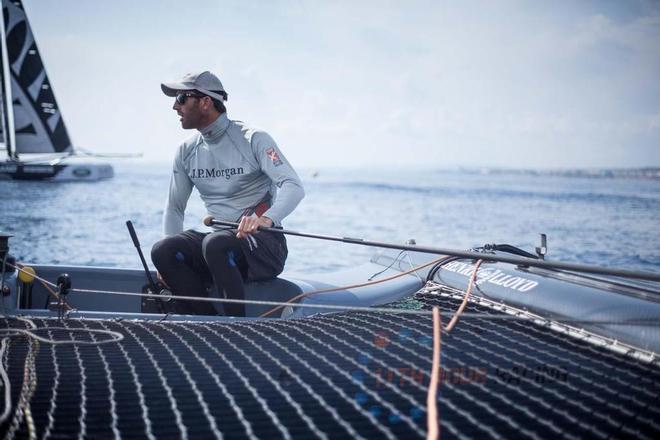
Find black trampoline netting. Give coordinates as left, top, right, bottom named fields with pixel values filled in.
left=2, top=283, right=659, bottom=439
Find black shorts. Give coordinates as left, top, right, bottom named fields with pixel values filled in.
left=179, top=228, right=288, bottom=282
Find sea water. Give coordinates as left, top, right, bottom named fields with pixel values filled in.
left=1, top=163, right=659, bottom=276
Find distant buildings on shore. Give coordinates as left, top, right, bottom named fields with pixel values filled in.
left=460, top=167, right=660, bottom=180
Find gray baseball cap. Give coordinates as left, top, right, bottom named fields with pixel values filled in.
left=161, top=71, right=227, bottom=101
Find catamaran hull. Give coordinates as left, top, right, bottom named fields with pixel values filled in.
left=4, top=248, right=658, bottom=357
left=7, top=259, right=424, bottom=319
left=0, top=1, right=118, bottom=181
left=0, top=161, right=113, bottom=181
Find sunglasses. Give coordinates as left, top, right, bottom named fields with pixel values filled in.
left=175, top=92, right=207, bottom=105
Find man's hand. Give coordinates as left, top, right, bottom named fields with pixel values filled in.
left=156, top=271, right=170, bottom=289
left=237, top=215, right=273, bottom=238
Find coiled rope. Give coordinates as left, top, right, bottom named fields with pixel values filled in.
left=0, top=315, right=124, bottom=438
left=2, top=258, right=658, bottom=439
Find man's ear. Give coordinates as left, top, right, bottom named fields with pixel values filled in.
left=201, top=96, right=212, bottom=111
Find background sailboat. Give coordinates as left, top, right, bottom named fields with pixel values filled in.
left=0, top=0, right=115, bottom=181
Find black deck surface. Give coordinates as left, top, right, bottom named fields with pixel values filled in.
left=2, top=286, right=659, bottom=439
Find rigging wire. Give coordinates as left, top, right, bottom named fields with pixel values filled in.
left=259, top=256, right=451, bottom=318
left=368, top=250, right=406, bottom=281
left=5, top=262, right=660, bottom=325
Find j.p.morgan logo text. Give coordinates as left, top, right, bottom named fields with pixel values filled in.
left=443, top=261, right=539, bottom=292
left=189, top=167, right=244, bottom=180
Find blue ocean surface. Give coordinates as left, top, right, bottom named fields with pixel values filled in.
left=1, top=163, right=659, bottom=276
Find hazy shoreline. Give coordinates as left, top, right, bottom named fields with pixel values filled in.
left=456, top=167, right=660, bottom=180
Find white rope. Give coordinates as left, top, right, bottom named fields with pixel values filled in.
left=0, top=318, right=124, bottom=438
left=7, top=262, right=657, bottom=325
left=0, top=338, right=12, bottom=424
left=65, top=289, right=660, bottom=325
left=7, top=262, right=432, bottom=315
left=73, top=287, right=436, bottom=315
left=3, top=317, right=37, bottom=439
left=3, top=318, right=39, bottom=440
left=0, top=327, right=124, bottom=345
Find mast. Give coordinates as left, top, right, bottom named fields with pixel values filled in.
left=0, top=0, right=16, bottom=160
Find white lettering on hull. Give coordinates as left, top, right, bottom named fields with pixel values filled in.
left=440, top=261, right=538, bottom=293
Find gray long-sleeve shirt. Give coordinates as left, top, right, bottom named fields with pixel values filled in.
left=163, top=113, right=304, bottom=236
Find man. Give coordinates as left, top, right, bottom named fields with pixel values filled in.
left=152, top=71, right=304, bottom=316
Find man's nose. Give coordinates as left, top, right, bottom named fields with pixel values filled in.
left=173, top=100, right=181, bottom=111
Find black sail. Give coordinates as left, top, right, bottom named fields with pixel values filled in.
left=1, top=0, right=72, bottom=155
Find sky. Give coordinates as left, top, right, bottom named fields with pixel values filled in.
left=19, top=0, right=660, bottom=169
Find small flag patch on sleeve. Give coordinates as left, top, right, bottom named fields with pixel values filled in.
left=265, top=147, right=283, bottom=166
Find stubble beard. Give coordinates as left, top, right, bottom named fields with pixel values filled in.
left=180, top=110, right=198, bottom=130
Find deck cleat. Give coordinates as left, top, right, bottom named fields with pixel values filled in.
left=535, top=233, right=547, bottom=260
left=55, top=273, right=72, bottom=319
left=56, top=273, right=72, bottom=296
